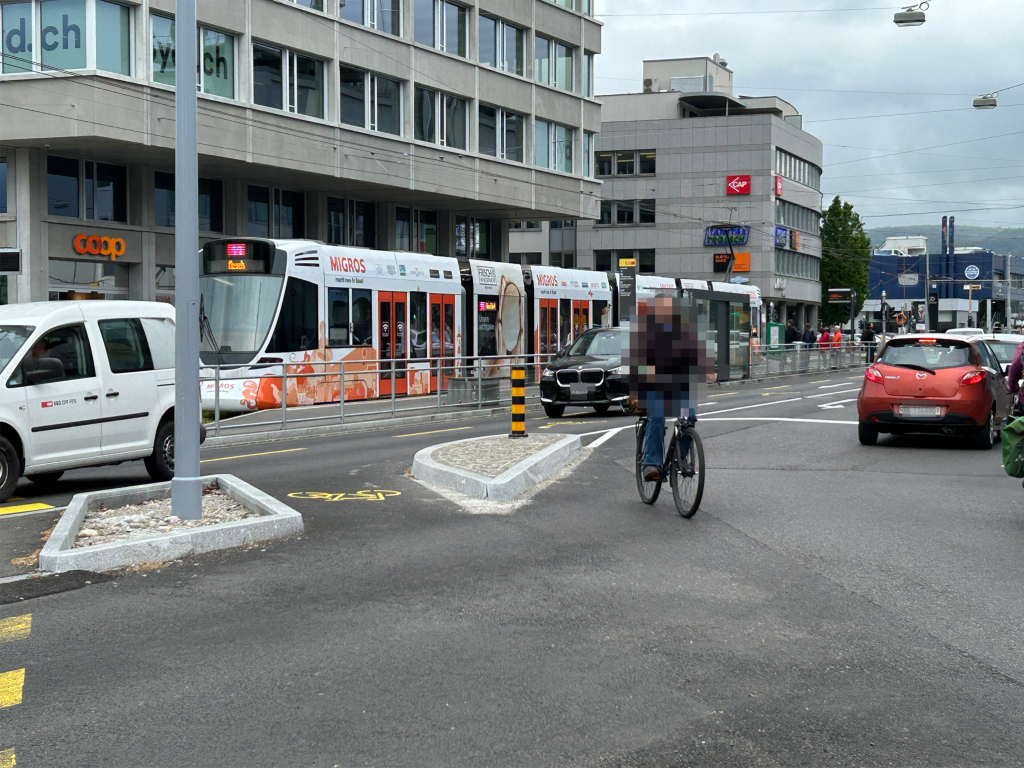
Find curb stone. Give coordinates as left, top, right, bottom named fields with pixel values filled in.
left=38, top=474, right=303, bottom=573
left=412, top=434, right=582, bottom=502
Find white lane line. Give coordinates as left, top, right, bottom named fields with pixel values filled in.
left=818, top=382, right=852, bottom=389
left=700, top=398, right=802, bottom=416
left=818, top=399, right=858, bottom=410
left=588, top=425, right=634, bottom=448
left=702, top=417, right=857, bottom=425
left=806, top=388, right=861, bottom=398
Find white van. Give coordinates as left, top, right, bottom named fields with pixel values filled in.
left=0, top=301, right=201, bottom=502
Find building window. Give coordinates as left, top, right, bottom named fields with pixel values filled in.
left=340, top=66, right=402, bottom=135
left=292, top=0, right=325, bottom=10
left=414, top=87, right=467, bottom=150
left=616, top=151, right=634, bottom=176
left=535, top=35, right=574, bottom=91
left=2, top=3, right=33, bottom=73
left=597, top=200, right=653, bottom=227
left=456, top=215, right=489, bottom=258
left=550, top=252, right=576, bottom=269
left=327, top=197, right=377, bottom=247
left=615, top=200, right=634, bottom=226
left=775, top=148, right=821, bottom=191
left=582, top=52, right=594, bottom=97
left=638, top=249, right=655, bottom=274
left=415, top=0, right=466, bottom=57
left=0, top=156, right=6, bottom=214
left=508, top=253, right=542, bottom=265
left=775, top=249, right=820, bottom=281
left=46, top=156, right=126, bottom=222
left=337, top=0, right=400, bottom=34
left=395, top=207, right=439, bottom=254
left=153, top=172, right=224, bottom=232
left=595, top=151, right=612, bottom=177
left=96, top=1, right=131, bottom=75
left=776, top=199, right=820, bottom=235
left=509, top=220, right=541, bottom=230
left=638, top=150, right=656, bottom=175
left=583, top=131, right=595, bottom=178
left=248, top=186, right=304, bottom=238
left=479, top=15, right=525, bottom=76
left=479, top=105, right=525, bottom=162
left=598, top=150, right=656, bottom=177
left=594, top=250, right=612, bottom=272
left=638, top=199, right=656, bottom=225
left=252, top=44, right=324, bottom=118
left=599, top=200, right=612, bottom=225
left=535, top=122, right=574, bottom=173
left=151, top=14, right=235, bottom=98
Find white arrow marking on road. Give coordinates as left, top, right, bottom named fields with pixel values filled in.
left=818, top=399, right=857, bottom=410
left=701, top=398, right=802, bottom=416
left=586, top=425, right=633, bottom=448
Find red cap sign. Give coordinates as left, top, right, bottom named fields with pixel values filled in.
left=727, top=175, right=751, bottom=195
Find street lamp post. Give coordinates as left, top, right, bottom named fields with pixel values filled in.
left=171, top=0, right=202, bottom=521
left=894, top=1, right=927, bottom=26
left=881, top=290, right=887, bottom=339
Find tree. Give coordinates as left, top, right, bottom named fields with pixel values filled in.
left=819, top=195, right=871, bottom=327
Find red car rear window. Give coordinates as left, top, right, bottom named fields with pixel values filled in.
left=878, top=339, right=975, bottom=370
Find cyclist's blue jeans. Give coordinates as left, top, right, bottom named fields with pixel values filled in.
left=641, top=392, right=696, bottom=468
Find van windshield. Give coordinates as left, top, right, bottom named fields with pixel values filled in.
left=0, top=326, right=34, bottom=372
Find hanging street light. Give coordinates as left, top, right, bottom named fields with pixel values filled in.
left=973, top=94, right=998, bottom=109
left=894, top=2, right=928, bottom=26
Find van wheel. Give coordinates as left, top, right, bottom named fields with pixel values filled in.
left=27, top=471, right=64, bottom=485
left=972, top=412, right=997, bottom=450
left=858, top=422, right=878, bottom=446
left=0, top=436, right=21, bottom=503
left=543, top=405, right=565, bottom=419
left=145, top=421, right=175, bottom=481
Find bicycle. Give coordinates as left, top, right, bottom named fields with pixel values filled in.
left=634, top=415, right=705, bottom=518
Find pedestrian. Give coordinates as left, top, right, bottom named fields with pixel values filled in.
left=784, top=319, right=799, bottom=347
left=861, top=322, right=877, bottom=364
left=801, top=323, right=816, bottom=345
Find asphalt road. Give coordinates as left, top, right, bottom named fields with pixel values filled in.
left=2, top=371, right=1023, bottom=767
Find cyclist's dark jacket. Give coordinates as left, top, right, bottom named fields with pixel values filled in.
left=628, top=306, right=700, bottom=399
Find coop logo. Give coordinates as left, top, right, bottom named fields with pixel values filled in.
left=41, top=399, right=76, bottom=409
left=329, top=255, right=366, bottom=273
left=74, top=234, right=126, bottom=259
left=536, top=273, right=559, bottom=287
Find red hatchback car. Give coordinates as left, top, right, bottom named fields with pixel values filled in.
left=857, top=334, right=1012, bottom=448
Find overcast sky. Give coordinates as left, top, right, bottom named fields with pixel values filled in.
left=594, top=0, right=1024, bottom=231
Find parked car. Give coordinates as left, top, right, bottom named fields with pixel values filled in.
left=857, top=334, right=1012, bottom=449
left=0, top=302, right=205, bottom=502
left=974, top=333, right=1024, bottom=375
left=539, top=327, right=628, bottom=418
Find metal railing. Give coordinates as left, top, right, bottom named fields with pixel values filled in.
left=201, top=353, right=558, bottom=438
left=749, top=342, right=874, bottom=378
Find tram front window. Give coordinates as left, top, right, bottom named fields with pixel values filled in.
left=200, top=274, right=283, bottom=364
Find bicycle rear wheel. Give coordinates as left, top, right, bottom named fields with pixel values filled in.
left=670, top=426, right=705, bottom=518
left=635, top=420, right=662, bottom=505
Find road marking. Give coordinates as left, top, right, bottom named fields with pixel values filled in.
left=0, top=747, right=14, bottom=768
left=807, top=388, right=861, bottom=398
left=702, top=417, right=857, bottom=425
left=819, top=399, right=858, bottom=410
left=0, top=615, right=30, bottom=644
left=0, top=669, right=25, bottom=708
left=818, top=382, right=851, bottom=389
left=587, top=426, right=634, bottom=448
left=288, top=490, right=402, bottom=502
left=701, top=398, right=802, bottom=416
left=712, top=392, right=739, bottom=397
left=0, top=503, right=53, bottom=517
left=393, top=426, right=472, bottom=438
left=762, top=385, right=792, bottom=390
left=539, top=420, right=607, bottom=429
left=200, top=447, right=307, bottom=464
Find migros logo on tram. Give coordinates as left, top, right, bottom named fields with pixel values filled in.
left=536, top=274, right=559, bottom=287
left=329, top=255, right=367, bottom=274
left=73, top=234, right=126, bottom=259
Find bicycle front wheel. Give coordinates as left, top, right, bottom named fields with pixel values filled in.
left=635, top=420, right=662, bottom=505
left=670, top=426, right=705, bottom=518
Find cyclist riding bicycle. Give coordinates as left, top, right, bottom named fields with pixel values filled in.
left=629, top=295, right=705, bottom=482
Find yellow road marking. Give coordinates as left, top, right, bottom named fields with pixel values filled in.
left=0, top=669, right=25, bottom=708
left=200, top=448, right=307, bottom=464
left=713, top=392, right=739, bottom=397
left=289, top=490, right=402, bottom=502
left=0, top=503, right=53, bottom=517
left=0, top=747, right=15, bottom=768
left=393, top=426, right=473, bottom=438
left=0, top=615, right=30, bottom=644
left=763, top=385, right=791, bottom=390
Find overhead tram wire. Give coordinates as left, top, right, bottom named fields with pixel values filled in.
left=596, top=5, right=902, bottom=17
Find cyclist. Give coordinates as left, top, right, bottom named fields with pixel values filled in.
left=630, top=295, right=704, bottom=482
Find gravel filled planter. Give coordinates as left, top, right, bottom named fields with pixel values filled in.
left=39, top=475, right=303, bottom=573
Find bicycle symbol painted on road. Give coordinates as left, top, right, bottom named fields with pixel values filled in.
left=288, top=490, right=402, bottom=502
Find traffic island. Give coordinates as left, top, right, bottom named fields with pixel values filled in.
left=411, top=433, right=583, bottom=506
left=39, top=475, right=303, bottom=574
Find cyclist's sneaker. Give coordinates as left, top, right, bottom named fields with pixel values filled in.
left=642, top=465, right=660, bottom=482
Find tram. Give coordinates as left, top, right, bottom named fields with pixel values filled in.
left=197, top=238, right=760, bottom=412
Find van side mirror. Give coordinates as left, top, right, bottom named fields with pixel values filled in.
left=25, top=358, right=63, bottom=385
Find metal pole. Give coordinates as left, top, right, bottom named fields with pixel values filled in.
left=339, top=362, right=345, bottom=424
left=171, top=0, right=201, bottom=521
left=390, top=362, right=396, bottom=417
left=213, top=366, right=220, bottom=437
left=436, top=357, right=442, bottom=412
left=925, top=250, right=930, bottom=332
left=281, top=366, right=288, bottom=428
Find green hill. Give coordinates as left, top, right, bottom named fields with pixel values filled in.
left=868, top=225, right=1024, bottom=258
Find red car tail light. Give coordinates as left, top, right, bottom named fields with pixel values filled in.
left=865, top=368, right=883, bottom=384
left=960, top=370, right=986, bottom=387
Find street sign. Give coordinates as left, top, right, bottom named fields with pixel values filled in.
left=897, top=273, right=919, bottom=287
left=964, top=283, right=983, bottom=290
left=827, top=288, right=853, bottom=304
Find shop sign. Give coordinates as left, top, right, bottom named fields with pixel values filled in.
left=703, top=226, right=750, bottom=246
left=726, top=175, right=751, bottom=195
left=774, top=226, right=788, bottom=247
left=714, top=253, right=750, bottom=272
left=774, top=176, right=784, bottom=196
left=73, top=233, right=126, bottom=259
left=789, top=230, right=801, bottom=251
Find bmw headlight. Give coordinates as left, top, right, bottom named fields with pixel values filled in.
left=607, top=366, right=622, bottom=375
left=542, top=368, right=554, bottom=379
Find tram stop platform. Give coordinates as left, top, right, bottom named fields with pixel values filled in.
left=411, top=433, right=582, bottom=504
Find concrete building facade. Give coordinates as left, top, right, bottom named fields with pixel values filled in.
left=0, top=0, right=602, bottom=304
left=512, top=56, right=824, bottom=328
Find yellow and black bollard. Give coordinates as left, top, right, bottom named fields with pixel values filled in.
left=509, top=365, right=527, bottom=438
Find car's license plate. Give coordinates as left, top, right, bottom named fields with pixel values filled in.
left=570, top=383, right=588, bottom=397
left=900, top=405, right=941, bottom=418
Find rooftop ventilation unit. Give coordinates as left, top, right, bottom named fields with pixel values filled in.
left=642, top=78, right=658, bottom=93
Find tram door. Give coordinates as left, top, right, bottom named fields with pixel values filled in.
left=572, top=301, right=590, bottom=339
left=539, top=299, right=558, bottom=360
left=429, top=294, right=456, bottom=390
left=378, top=292, right=408, bottom=396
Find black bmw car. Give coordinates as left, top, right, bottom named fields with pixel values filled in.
left=540, top=327, right=629, bottom=418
